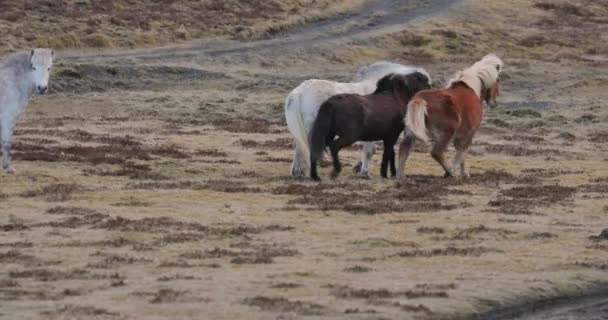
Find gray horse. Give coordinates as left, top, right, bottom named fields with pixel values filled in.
left=0, top=49, right=54, bottom=174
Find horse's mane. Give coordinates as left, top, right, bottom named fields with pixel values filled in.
left=374, top=73, right=398, bottom=94
left=374, top=72, right=430, bottom=95
left=446, top=54, right=503, bottom=97
left=354, top=61, right=433, bottom=85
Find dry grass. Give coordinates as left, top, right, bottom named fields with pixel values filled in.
left=1, top=0, right=608, bottom=319
left=0, top=0, right=365, bottom=52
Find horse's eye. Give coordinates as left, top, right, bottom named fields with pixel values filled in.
left=47, top=68, right=50, bottom=71
left=32, top=66, right=36, bottom=71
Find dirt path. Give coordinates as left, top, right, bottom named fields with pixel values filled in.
left=477, top=290, right=608, bottom=320
left=61, top=0, right=461, bottom=63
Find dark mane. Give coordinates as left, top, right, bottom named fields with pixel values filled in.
left=374, top=72, right=430, bottom=96
left=374, top=73, right=397, bottom=94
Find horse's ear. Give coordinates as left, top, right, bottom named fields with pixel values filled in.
left=30, top=50, right=35, bottom=58
left=51, top=50, right=54, bottom=57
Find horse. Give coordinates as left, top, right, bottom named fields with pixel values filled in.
left=397, top=54, right=503, bottom=179
left=285, top=62, right=431, bottom=178
left=309, top=72, right=431, bottom=181
left=0, top=49, right=54, bottom=174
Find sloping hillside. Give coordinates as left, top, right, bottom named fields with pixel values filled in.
left=0, top=0, right=364, bottom=53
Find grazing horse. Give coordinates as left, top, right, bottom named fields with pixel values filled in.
left=0, top=49, right=54, bottom=174
left=285, top=62, right=431, bottom=178
left=309, top=72, right=431, bottom=181
left=398, top=54, right=503, bottom=179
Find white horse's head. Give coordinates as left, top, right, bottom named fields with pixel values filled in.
left=29, top=49, right=54, bottom=94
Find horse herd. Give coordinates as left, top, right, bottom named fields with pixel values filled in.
left=287, top=54, right=502, bottom=181
left=0, top=49, right=503, bottom=183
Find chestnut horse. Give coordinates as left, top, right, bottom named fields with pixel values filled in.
left=309, top=72, right=431, bottom=181
left=398, top=54, right=503, bottom=179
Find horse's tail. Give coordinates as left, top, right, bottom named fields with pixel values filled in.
left=405, top=98, right=430, bottom=143
left=285, top=91, right=311, bottom=168
left=310, top=101, right=334, bottom=164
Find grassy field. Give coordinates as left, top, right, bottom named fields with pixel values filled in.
left=1, top=0, right=608, bottom=319
left=0, top=0, right=365, bottom=53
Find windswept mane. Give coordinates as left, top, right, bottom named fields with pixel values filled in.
left=446, top=54, right=503, bottom=97
left=354, top=61, right=433, bottom=85
left=374, top=73, right=398, bottom=94
left=374, top=72, right=430, bottom=94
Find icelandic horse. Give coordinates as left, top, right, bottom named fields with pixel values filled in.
left=398, top=54, right=503, bottom=179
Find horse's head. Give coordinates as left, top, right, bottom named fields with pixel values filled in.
left=398, top=72, right=431, bottom=96
left=482, top=79, right=500, bottom=108
left=29, top=49, right=54, bottom=94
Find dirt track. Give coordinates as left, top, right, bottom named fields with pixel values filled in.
left=2, top=0, right=608, bottom=319
left=61, top=0, right=461, bottom=63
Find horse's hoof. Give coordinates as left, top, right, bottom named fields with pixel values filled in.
left=352, top=163, right=362, bottom=174
left=357, top=174, right=370, bottom=180
left=443, top=172, right=454, bottom=178
left=311, top=176, right=321, bottom=182
left=4, top=167, right=15, bottom=175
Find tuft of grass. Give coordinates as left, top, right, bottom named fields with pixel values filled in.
left=398, top=31, right=432, bottom=47
left=505, top=109, right=542, bottom=118
left=82, top=33, right=114, bottom=48
left=20, top=183, right=83, bottom=202
left=574, top=114, right=598, bottom=124
left=35, top=33, right=81, bottom=49
left=343, top=265, right=373, bottom=273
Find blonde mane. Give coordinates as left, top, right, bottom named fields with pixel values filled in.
left=446, top=54, right=503, bottom=97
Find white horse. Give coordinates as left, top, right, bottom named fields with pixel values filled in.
left=0, top=49, right=54, bottom=174
left=285, top=61, right=431, bottom=178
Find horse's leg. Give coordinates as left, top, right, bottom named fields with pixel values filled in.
left=386, top=135, right=399, bottom=178
left=329, top=137, right=353, bottom=179
left=1, top=116, right=16, bottom=174
left=453, top=136, right=473, bottom=179
left=380, top=141, right=395, bottom=179
left=290, top=142, right=305, bottom=178
left=431, top=133, right=454, bottom=178
left=356, top=142, right=375, bottom=179
left=310, top=159, right=320, bottom=181
left=389, top=144, right=397, bottom=178
left=397, top=134, right=416, bottom=178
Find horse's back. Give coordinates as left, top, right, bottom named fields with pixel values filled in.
left=414, top=87, right=482, bottom=133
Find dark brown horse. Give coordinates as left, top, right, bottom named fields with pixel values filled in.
left=309, top=72, right=431, bottom=181
left=398, top=54, right=503, bottom=179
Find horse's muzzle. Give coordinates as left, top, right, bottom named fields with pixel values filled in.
left=37, top=86, right=48, bottom=94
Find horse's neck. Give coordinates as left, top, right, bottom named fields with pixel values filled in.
left=394, top=91, right=414, bottom=109
left=1, top=65, right=35, bottom=112
left=15, top=69, right=36, bottom=100
left=449, top=82, right=478, bottom=97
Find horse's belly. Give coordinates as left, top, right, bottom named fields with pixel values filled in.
left=359, top=127, right=392, bottom=142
